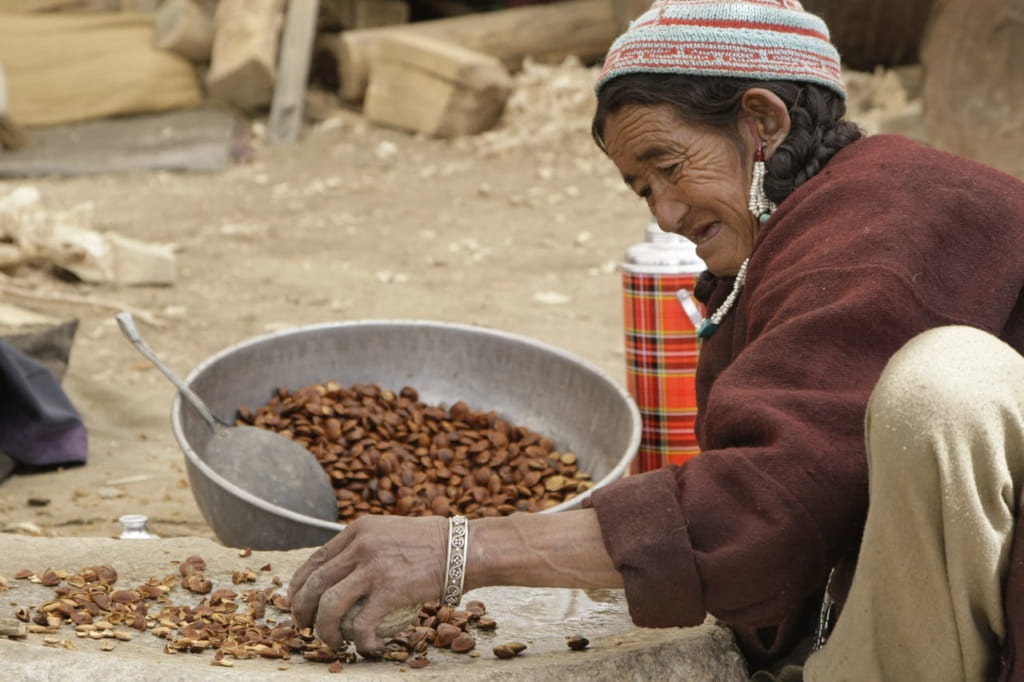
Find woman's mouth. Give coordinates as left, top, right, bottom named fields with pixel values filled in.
left=693, top=222, right=721, bottom=250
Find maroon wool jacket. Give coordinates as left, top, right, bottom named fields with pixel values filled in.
left=587, top=135, right=1024, bottom=669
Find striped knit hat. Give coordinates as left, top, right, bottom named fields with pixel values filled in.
left=595, top=0, right=846, bottom=99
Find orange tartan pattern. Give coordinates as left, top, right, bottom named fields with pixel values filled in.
left=622, top=270, right=702, bottom=472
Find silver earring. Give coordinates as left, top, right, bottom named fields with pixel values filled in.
left=748, top=141, right=777, bottom=223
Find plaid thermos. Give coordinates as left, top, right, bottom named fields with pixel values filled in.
left=621, top=219, right=705, bottom=472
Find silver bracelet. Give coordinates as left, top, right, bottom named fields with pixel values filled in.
left=442, top=515, right=468, bottom=607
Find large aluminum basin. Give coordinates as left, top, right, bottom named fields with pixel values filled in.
left=171, top=320, right=641, bottom=550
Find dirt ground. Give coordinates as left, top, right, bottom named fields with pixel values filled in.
left=0, top=59, right=921, bottom=543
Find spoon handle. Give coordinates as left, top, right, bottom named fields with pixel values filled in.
left=115, top=312, right=227, bottom=429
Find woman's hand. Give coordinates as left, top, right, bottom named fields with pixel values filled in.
left=289, top=508, right=622, bottom=655
left=288, top=514, right=448, bottom=656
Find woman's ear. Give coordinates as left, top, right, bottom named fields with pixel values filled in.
left=740, top=88, right=792, bottom=158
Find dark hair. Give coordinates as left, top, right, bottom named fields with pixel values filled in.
left=591, top=74, right=863, bottom=207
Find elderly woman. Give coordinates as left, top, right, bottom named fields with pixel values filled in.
left=289, top=1, right=1024, bottom=679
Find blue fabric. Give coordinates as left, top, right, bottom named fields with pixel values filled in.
left=0, top=339, right=87, bottom=468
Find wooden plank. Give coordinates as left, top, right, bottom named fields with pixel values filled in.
left=363, top=33, right=512, bottom=138
left=319, top=0, right=618, bottom=102
left=268, top=0, right=321, bottom=145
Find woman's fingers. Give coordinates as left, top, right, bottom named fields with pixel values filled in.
left=342, top=594, right=405, bottom=658
left=289, top=527, right=362, bottom=628
left=313, top=579, right=368, bottom=652
left=291, top=559, right=351, bottom=629
left=291, top=515, right=449, bottom=649
left=289, top=526, right=355, bottom=602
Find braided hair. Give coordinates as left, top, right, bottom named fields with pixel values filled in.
left=592, top=74, right=863, bottom=302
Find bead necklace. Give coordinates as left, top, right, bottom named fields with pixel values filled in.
left=697, top=257, right=749, bottom=339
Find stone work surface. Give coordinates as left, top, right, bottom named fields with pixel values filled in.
left=0, top=534, right=748, bottom=680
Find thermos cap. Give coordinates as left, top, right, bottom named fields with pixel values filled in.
left=622, top=219, right=705, bottom=273
left=645, top=220, right=686, bottom=244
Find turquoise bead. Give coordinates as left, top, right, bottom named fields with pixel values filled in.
left=698, top=319, right=718, bottom=339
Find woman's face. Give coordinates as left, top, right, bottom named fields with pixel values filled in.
left=603, top=103, right=759, bottom=277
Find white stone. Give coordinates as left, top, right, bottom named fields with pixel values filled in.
left=532, top=291, right=572, bottom=305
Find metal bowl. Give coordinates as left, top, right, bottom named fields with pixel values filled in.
left=171, top=320, right=641, bottom=550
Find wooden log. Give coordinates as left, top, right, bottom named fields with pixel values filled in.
left=0, top=11, right=203, bottom=128
left=268, top=0, right=321, bottom=145
left=363, top=33, right=512, bottom=138
left=206, top=0, right=285, bottom=111
left=320, top=0, right=618, bottom=102
left=154, top=0, right=215, bottom=63
left=321, top=0, right=409, bottom=30
left=921, top=0, right=1024, bottom=179
left=800, top=0, right=936, bottom=71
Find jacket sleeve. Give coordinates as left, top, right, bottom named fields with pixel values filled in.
left=589, top=262, right=954, bottom=633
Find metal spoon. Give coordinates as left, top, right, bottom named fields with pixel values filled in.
left=115, top=312, right=338, bottom=522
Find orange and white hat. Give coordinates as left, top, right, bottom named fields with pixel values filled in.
left=596, top=0, right=846, bottom=99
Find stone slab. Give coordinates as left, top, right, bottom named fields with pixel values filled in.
left=0, top=534, right=749, bottom=680
left=0, top=108, right=237, bottom=178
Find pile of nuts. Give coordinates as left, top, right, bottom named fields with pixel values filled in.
left=237, top=383, right=594, bottom=522
left=12, top=557, right=352, bottom=667
left=10, top=556, right=551, bottom=670
left=11, top=558, right=597, bottom=670
left=379, top=599, right=495, bottom=667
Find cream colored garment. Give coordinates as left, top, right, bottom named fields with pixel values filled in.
left=805, top=326, right=1024, bottom=682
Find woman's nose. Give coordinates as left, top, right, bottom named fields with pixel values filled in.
left=650, top=193, right=689, bottom=235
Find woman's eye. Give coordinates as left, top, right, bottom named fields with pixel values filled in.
left=661, top=162, right=682, bottom=178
